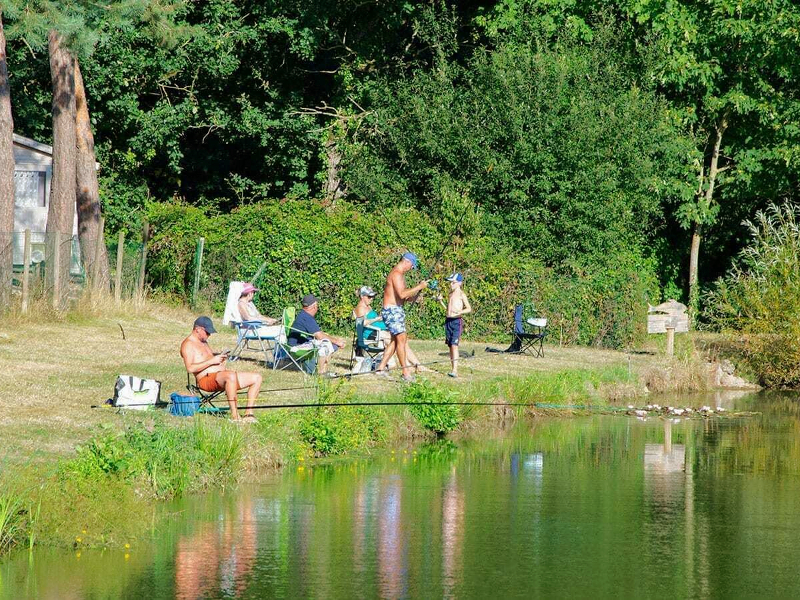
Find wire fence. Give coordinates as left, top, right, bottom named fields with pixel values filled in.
left=0, top=230, right=147, bottom=312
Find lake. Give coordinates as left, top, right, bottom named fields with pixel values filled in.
left=3, top=391, right=800, bottom=598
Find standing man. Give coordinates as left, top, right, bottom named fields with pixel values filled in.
left=376, top=252, right=429, bottom=380
left=180, top=316, right=262, bottom=422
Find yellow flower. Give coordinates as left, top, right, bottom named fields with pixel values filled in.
left=75, top=537, right=82, bottom=543
left=124, top=543, right=131, bottom=549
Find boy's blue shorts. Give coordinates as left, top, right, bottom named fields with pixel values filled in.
left=445, top=317, right=463, bottom=346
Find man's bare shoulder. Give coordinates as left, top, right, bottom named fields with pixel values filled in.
left=180, top=335, right=198, bottom=355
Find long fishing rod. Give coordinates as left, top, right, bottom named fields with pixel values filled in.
left=326, top=350, right=478, bottom=381
left=176, top=400, right=539, bottom=411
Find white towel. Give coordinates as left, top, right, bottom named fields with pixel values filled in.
left=223, top=281, right=245, bottom=326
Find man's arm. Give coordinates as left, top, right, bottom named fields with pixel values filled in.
left=181, top=340, right=225, bottom=375
left=394, top=271, right=429, bottom=301
left=314, top=330, right=346, bottom=348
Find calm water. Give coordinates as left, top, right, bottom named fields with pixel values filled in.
left=4, top=391, right=800, bottom=599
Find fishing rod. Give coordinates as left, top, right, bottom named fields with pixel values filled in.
left=174, top=400, right=538, bottom=412
left=326, top=350, right=478, bottom=381
left=90, top=383, right=322, bottom=409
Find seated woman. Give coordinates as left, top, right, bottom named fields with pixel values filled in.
left=353, top=286, right=428, bottom=372
left=237, top=283, right=282, bottom=339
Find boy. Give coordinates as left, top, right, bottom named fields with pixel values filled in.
left=439, top=273, right=472, bottom=378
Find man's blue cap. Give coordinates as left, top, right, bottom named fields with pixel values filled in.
left=193, top=316, right=217, bottom=334
left=402, top=252, right=418, bottom=269
left=445, top=273, right=463, bottom=283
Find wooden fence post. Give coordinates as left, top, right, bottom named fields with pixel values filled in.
left=137, top=220, right=149, bottom=302
left=665, top=326, right=675, bottom=358
left=115, top=230, right=124, bottom=306
left=52, top=230, right=61, bottom=310
left=192, top=236, right=205, bottom=308
left=21, top=229, right=31, bottom=314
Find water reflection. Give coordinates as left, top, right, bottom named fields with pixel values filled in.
left=5, top=392, right=800, bottom=599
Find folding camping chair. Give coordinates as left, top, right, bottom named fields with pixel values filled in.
left=503, top=304, right=547, bottom=357
left=223, top=281, right=282, bottom=366
left=272, top=306, right=319, bottom=374
left=349, top=316, right=384, bottom=371
left=186, top=373, right=224, bottom=413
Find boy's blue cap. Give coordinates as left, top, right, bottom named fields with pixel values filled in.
left=402, top=252, right=418, bottom=269
left=445, top=273, right=463, bottom=283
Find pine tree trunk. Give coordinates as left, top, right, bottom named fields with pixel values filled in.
left=0, top=13, right=14, bottom=306
left=46, top=30, right=77, bottom=307
left=74, top=57, right=109, bottom=289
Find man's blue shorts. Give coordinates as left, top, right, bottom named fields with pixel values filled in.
left=381, top=305, right=406, bottom=336
left=445, top=317, right=463, bottom=346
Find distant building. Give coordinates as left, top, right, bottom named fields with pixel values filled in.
left=13, top=134, right=79, bottom=269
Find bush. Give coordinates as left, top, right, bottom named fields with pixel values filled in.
left=403, top=380, right=461, bottom=435
left=298, top=385, right=388, bottom=456
left=705, top=203, right=800, bottom=387
left=69, top=418, right=243, bottom=499
left=146, top=198, right=656, bottom=348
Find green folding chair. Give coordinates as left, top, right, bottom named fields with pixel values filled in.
left=272, top=306, right=319, bottom=373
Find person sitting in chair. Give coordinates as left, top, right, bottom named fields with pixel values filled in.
left=237, top=283, right=282, bottom=338
left=353, top=285, right=429, bottom=371
left=289, top=294, right=346, bottom=375
left=180, top=316, right=262, bottom=422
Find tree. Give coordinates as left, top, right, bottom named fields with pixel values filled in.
left=46, top=28, right=77, bottom=304
left=0, top=12, right=14, bottom=306
left=75, top=58, right=109, bottom=287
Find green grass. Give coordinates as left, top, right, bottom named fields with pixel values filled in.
left=0, top=303, right=712, bottom=556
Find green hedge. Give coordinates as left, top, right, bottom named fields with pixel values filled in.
left=146, top=199, right=656, bottom=348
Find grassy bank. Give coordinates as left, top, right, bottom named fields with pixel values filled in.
left=0, top=302, right=720, bottom=555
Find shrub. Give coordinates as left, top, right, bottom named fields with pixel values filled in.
left=298, top=385, right=388, bottom=456
left=705, top=203, right=800, bottom=387
left=403, top=380, right=461, bottom=435
left=146, top=198, right=656, bottom=349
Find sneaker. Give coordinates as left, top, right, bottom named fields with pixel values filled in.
left=447, top=372, right=458, bottom=378
left=374, top=370, right=390, bottom=378
left=402, top=374, right=416, bottom=383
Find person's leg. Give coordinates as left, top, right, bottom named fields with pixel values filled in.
left=377, top=338, right=396, bottom=372
left=235, top=371, right=262, bottom=416
left=449, top=344, right=459, bottom=376
left=395, top=332, right=411, bottom=378
left=215, top=371, right=241, bottom=420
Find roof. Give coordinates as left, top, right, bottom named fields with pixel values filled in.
left=13, top=134, right=52, bottom=156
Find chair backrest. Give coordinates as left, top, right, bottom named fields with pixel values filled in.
left=223, top=281, right=245, bottom=326
left=513, top=304, right=525, bottom=334
left=354, top=316, right=370, bottom=350
left=282, top=306, right=297, bottom=340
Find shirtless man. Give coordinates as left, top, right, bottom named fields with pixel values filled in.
left=375, top=252, right=429, bottom=380
left=180, top=316, right=262, bottom=421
